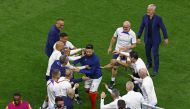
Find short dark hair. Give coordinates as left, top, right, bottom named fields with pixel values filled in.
left=59, top=32, right=68, bottom=38
left=60, top=48, right=65, bottom=55
left=118, top=99, right=126, bottom=109
left=56, top=18, right=64, bottom=22
left=130, top=51, right=138, bottom=59
left=86, top=44, right=93, bottom=49
left=55, top=96, right=64, bottom=103
left=59, top=55, right=69, bottom=64
left=13, top=92, right=21, bottom=97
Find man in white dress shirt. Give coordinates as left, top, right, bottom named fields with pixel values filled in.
left=129, top=51, right=148, bottom=75
left=138, top=68, right=157, bottom=106
left=57, top=78, right=79, bottom=97
left=115, top=51, right=149, bottom=91
left=104, top=21, right=137, bottom=89
left=129, top=51, right=149, bottom=91
left=122, top=81, right=144, bottom=109
left=131, top=68, right=157, bottom=109
left=57, top=69, right=88, bottom=97
left=46, top=41, right=64, bottom=80
left=114, top=51, right=149, bottom=75
left=100, top=89, right=121, bottom=109
left=46, top=42, right=85, bottom=81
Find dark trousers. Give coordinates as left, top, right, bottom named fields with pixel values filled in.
left=132, top=73, right=141, bottom=92
left=45, top=45, right=53, bottom=57
left=145, top=42, right=159, bottom=72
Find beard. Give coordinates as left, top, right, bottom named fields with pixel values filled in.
left=14, top=100, right=21, bottom=106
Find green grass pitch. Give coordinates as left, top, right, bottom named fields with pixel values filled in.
left=0, top=0, right=190, bottom=109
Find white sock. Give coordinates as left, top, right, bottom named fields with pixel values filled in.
left=42, top=100, right=48, bottom=108
left=111, top=77, right=115, bottom=82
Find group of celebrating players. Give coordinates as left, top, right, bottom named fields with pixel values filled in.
left=42, top=18, right=103, bottom=109
left=41, top=4, right=168, bottom=109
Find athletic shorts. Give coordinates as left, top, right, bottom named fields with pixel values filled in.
left=112, top=54, right=127, bottom=67
left=113, top=54, right=127, bottom=60
left=112, top=54, right=120, bottom=59
left=84, top=77, right=102, bottom=92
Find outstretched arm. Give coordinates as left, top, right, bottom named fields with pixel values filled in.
left=69, top=56, right=82, bottom=61
left=108, top=37, right=117, bottom=54
left=70, top=48, right=82, bottom=55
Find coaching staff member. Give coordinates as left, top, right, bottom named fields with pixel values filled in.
left=45, top=18, right=64, bottom=57
left=137, top=4, right=169, bottom=76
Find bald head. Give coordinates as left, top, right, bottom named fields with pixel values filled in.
left=55, top=41, right=64, bottom=51
left=139, top=68, right=148, bottom=79
left=126, top=81, right=134, bottom=91
left=123, top=21, right=131, bottom=32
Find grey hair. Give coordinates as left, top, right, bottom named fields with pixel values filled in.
left=59, top=55, right=69, bottom=64
left=112, top=89, right=120, bottom=97
left=148, top=4, right=156, bottom=10
left=139, top=68, right=148, bottom=77
left=123, top=21, right=131, bottom=27
left=126, top=81, right=134, bottom=91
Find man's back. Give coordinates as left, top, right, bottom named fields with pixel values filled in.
left=47, top=79, right=60, bottom=108
left=58, top=77, right=72, bottom=96
left=122, top=91, right=144, bottom=109
left=62, top=96, right=73, bottom=109
left=46, top=50, right=61, bottom=77
left=50, top=60, right=66, bottom=77
left=142, top=76, right=157, bottom=105
left=133, top=58, right=149, bottom=75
